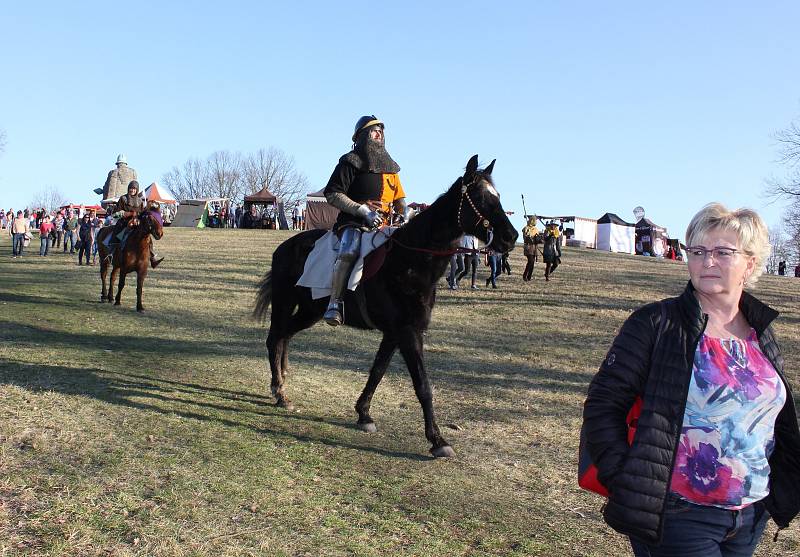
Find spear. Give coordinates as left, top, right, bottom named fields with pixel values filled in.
left=521, top=194, right=528, bottom=219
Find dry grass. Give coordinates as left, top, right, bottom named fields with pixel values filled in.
left=0, top=228, right=797, bottom=556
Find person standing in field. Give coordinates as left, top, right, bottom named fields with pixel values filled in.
left=63, top=210, right=78, bottom=254
left=89, top=211, right=101, bottom=264
left=53, top=211, right=64, bottom=251
left=521, top=216, right=541, bottom=281
left=542, top=221, right=561, bottom=281
left=38, top=215, right=54, bottom=256
left=77, top=213, right=93, bottom=265
left=582, top=203, right=800, bottom=556
left=485, top=246, right=501, bottom=289
left=10, top=210, right=29, bottom=257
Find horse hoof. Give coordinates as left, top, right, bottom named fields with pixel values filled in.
left=277, top=400, right=295, bottom=412
left=357, top=422, right=377, bottom=433
left=137, top=308, right=144, bottom=313
left=431, top=445, right=456, bottom=458
left=114, top=302, right=120, bottom=306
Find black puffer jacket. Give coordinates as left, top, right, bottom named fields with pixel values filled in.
left=583, top=281, right=800, bottom=543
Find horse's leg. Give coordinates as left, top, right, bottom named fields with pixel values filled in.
left=135, top=267, right=146, bottom=312
left=355, top=333, right=398, bottom=432
left=108, top=265, right=120, bottom=303
left=267, top=303, right=320, bottom=411
left=397, top=326, right=453, bottom=457
left=100, top=258, right=108, bottom=301
left=115, top=270, right=126, bottom=305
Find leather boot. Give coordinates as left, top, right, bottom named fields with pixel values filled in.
left=150, top=248, right=163, bottom=268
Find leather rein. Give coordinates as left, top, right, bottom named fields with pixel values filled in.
left=382, top=177, right=493, bottom=257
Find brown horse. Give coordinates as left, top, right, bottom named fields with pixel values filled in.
left=97, top=207, right=164, bottom=312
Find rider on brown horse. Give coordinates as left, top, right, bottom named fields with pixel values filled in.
left=322, top=115, right=410, bottom=326
left=108, top=180, right=163, bottom=268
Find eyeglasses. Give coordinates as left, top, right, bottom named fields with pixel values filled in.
left=686, top=246, right=743, bottom=262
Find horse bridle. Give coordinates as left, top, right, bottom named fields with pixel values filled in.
left=457, top=176, right=494, bottom=247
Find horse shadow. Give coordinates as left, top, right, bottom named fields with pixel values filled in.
left=0, top=358, right=430, bottom=462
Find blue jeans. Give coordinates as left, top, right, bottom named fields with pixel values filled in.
left=487, top=254, right=500, bottom=287
left=12, top=233, right=25, bottom=255
left=63, top=230, right=76, bottom=252
left=630, top=495, right=770, bottom=557
left=39, top=236, right=50, bottom=256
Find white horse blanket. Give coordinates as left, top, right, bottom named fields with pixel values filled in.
left=297, top=228, right=396, bottom=300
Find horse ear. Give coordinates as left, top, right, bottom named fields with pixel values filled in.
left=465, top=155, right=479, bottom=179
left=484, top=159, right=496, bottom=176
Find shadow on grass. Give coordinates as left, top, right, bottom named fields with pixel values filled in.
left=0, top=321, right=261, bottom=359
left=0, top=358, right=430, bottom=462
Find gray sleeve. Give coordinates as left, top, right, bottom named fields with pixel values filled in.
left=325, top=191, right=363, bottom=216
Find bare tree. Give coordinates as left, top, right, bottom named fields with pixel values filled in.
left=766, top=115, right=800, bottom=263
left=163, top=146, right=309, bottom=208
left=783, top=202, right=800, bottom=263
left=241, top=147, right=308, bottom=208
left=29, top=186, right=66, bottom=213
left=766, top=225, right=790, bottom=274
left=161, top=158, right=211, bottom=201
left=207, top=150, right=242, bottom=200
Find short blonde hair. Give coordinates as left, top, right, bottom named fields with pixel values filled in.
left=685, top=203, right=771, bottom=287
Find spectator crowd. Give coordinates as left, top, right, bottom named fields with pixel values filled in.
left=3, top=206, right=104, bottom=263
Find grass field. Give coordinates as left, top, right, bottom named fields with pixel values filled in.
left=1, top=228, right=798, bottom=557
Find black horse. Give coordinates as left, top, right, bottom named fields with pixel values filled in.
left=253, top=155, right=518, bottom=456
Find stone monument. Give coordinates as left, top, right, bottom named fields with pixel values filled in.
left=102, top=154, right=138, bottom=202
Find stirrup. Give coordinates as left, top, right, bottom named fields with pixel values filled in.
left=323, top=301, right=343, bottom=327
left=150, top=256, right=164, bottom=268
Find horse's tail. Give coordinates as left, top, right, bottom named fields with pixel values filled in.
left=252, top=271, right=273, bottom=321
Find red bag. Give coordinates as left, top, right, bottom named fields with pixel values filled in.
left=578, top=396, right=642, bottom=496
left=578, top=301, right=667, bottom=497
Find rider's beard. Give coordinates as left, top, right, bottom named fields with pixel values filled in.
left=358, top=135, right=400, bottom=174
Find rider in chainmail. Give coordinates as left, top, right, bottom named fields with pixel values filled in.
left=322, top=115, right=410, bottom=326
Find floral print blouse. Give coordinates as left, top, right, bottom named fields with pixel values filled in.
left=670, top=330, right=786, bottom=509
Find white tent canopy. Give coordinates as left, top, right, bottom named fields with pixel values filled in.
left=596, top=213, right=635, bottom=254
left=172, top=198, right=227, bottom=228
left=566, top=217, right=597, bottom=248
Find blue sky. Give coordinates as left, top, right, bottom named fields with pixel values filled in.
left=2, top=2, right=799, bottom=239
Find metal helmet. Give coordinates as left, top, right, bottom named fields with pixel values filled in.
left=116, top=154, right=127, bottom=165
left=352, top=115, right=383, bottom=142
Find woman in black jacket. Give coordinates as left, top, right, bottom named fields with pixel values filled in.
left=582, top=203, right=800, bottom=556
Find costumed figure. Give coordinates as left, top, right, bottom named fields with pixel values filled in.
left=322, top=115, right=410, bottom=326
left=108, top=180, right=163, bottom=268
left=522, top=215, right=542, bottom=281
left=542, top=221, right=561, bottom=281
left=103, top=154, right=138, bottom=202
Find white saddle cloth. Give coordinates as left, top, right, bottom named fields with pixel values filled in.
left=297, top=228, right=396, bottom=300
